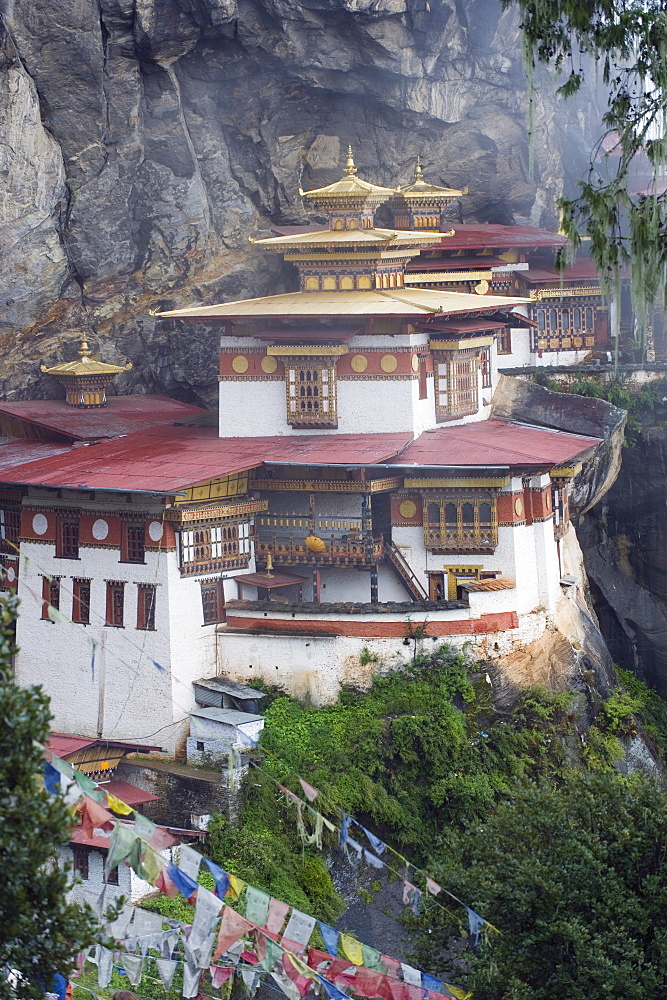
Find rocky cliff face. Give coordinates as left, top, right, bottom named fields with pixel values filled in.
left=0, top=0, right=601, bottom=406
left=578, top=412, right=667, bottom=699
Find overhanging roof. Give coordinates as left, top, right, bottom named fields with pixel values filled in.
left=391, top=420, right=600, bottom=469
left=157, top=288, right=530, bottom=320
left=0, top=428, right=414, bottom=493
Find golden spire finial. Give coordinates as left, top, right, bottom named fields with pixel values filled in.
left=414, top=155, right=424, bottom=182
left=78, top=335, right=92, bottom=360
left=344, top=145, right=357, bottom=176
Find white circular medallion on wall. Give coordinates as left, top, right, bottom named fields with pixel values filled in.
left=92, top=518, right=109, bottom=540
left=148, top=520, right=163, bottom=542
left=5, top=565, right=16, bottom=583
left=32, top=513, right=48, bottom=536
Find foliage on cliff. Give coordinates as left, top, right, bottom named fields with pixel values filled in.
left=0, top=594, right=96, bottom=999
left=416, top=771, right=667, bottom=1000
left=155, top=645, right=662, bottom=924
left=509, top=0, right=667, bottom=342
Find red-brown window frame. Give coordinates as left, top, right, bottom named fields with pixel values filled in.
left=72, top=846, right=89, bottom=880
left=200, top=579, right=225, bottom=625
left=72, top=578, right=91, bottom=625
left=137, top=584, right=157, bottom=631
left=0, top=508, right=20, bottom=554
left=56, top=514, right=79, bottom=559
left=121, top=522, right=145, bottom=564
left=105, top=581, right=125, bottom=627
left=41, top=575, right=60, bottom=621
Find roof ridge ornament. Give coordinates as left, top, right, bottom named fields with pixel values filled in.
left=344, top=145, right=357, bottom=176
left=414, top=155, right=424, bottom=182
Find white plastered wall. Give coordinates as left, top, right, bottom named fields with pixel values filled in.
left=16, top=539, right=174, bottom=749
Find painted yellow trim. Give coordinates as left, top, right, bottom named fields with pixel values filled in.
left=267, top=345, right=349, bottom=356
left=405, top=477, right=509, bottom=488
left=430, top=336, right=495, bottom=350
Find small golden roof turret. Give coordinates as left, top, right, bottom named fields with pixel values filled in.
left=40, top=335, right=132, bottom=408
left=299, top=145, right=395, bottom=211
left=395, top=155, right=468, bottom=199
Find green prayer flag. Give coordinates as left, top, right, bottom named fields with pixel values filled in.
left=361, top=944, right=382, bottom=970
left=143, top=843, right=167, bottom=884
left=134, top=812, right=157, bottom=843
left=260, top=938, right=283, bottom=972
left=104, top=823, right=137, bottom=877
left=245, top=885, right=270, bottom=926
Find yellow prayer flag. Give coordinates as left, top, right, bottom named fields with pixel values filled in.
left=227, top=874, right=247, bottom=901
left=340, top=933, right=363, bottom=966
left=285, top=952, right=318, bottom=981
left=106, top=792, right=134, bottom=816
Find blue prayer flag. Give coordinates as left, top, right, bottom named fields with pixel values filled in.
left=317, top=921, right=339, bottom=956
left=361, top=825, right=386, bottom=855
left=166, top=862, right=199, bottom=901
left=340, top=812, right=351, bottom=850
left=203, top=857, right=231, bottom=899
left=466, top=907, right=485, bottom=946
left=421, top=974, right=441, bottom=993
left=317, top=975, right=350, bottom=1000
left=43, top=761, right=60, bottom=796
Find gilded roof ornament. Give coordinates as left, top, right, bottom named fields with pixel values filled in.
left=394, top=158, right=468, bottom=199
left=344, top=145, right=358, bottom=176
left=40, top=334, right=132, bottom=377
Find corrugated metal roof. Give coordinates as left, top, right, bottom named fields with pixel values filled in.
left=432, top=223, right=566, bottom=250
left=98, top=778, right=159, bottom=805
left=47, top=733, right=162, bottom=757
left=0, top=440, right=72, bottom=471
left=0, top=395, right=205, bottom=442
left=392, top=420, right=600, bottom=469
left=0, top=428, right=414, bottom=492
left=194, top=677, right=266, bottom=700
left=233, top=570, right=309, bottom=589
left=462, top=579, right=516, bottom=592
left=158, top=288, right=529, bottom=320
left=523, top=259, right=600, bottom=284
left=189, top=707, right=265, bottom=725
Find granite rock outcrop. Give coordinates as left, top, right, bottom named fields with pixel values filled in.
left=0, top=0, right=601, bottom=405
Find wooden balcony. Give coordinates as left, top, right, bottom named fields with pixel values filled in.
left=256, top=532, right=383, bottom=568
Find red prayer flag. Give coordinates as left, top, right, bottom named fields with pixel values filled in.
left=77, top=795, right=115, bottom=840
left=307, top=949, right=332, bottom=971
left=386, top=981, right=408, bottom=1000
left=283, top=954, right=312, bottom=997
left=425, top=877, right=441, bottom=897
left=263, top=897, right=290, bottom=937
left=154, top=866, right=178, bottom=898
left=381, top=956, right=401, bottom=979
left=214, top=907, right=255, bottom=960
left=278, top=783, right=301, bottom=805
left=353, top=971, right=392, bottom=999
left=298, top=778, right=319, bottom=802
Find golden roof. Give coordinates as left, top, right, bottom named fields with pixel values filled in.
left=251, top=227, right=449, bottom=250
left=394, top=156, right=468, bottom=200
left=40, top=336, right=133, bottom=377
left=299, top=146, right=394, bottom=202
left=157, top=288, right=529, bottom=319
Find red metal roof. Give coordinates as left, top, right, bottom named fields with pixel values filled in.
left=523, top=259, right=600, bottom=284
left=47, top=733, right=162, bottom=758
left=432, top=223, right=566, bottom=251
left=98, top=778, right=159, bottom=806
left=405, top=256, right=508, bottom=271
left=0, top=427, right=414, bottom=492
left=70, top=821, right=205, bottom=851
left=233, top=570, right=309, bottom=589
left=0, top=394, right=205, bottom=443
left=238, top=328, right=361, bottom=342
left=0, top=440, right=72, bottom=471
left=392, top=420, right=600, bottom=469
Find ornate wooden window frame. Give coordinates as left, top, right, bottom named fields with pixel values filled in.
left=532, top=300, right=597, bottom=351
left=0, top=507, right=20, bottom=554
left=433, top=349, right=479, bottom=422
left=422, top=491, right=498, bottom=553
left=285, top=359, right=338, bottom=428
left=178, top=519, right=252, bottom=577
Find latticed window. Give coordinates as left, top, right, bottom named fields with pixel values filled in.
left=56, top=515, right=79, bottom=559
left=72, top=847, right=89, bottom=880
left=285, top=363, right=337, bottom=428
left=434, top=353, right=479, bottom=421
left=200, top=579, right=225, bottom=625
left=137, top=584, right=157, bottom=630
left=178, top=521, right=251, bottom=576
left=41, top=575, right=60, bottom=621
left=72, top=579, right=91, bottom=624
left=533, top=302, right=597, bottom=351
left=423, top=496, right=497, bottom=553
left=496, top=327, right=512, bottom=355
left=0, top=508, right=20, bottom=553
left=480, top=347, right=492, bottom=388
left=106, top=582, right=124, bottom=627
left=122, top=523, right=145, bottom=563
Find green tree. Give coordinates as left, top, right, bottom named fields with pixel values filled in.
left=508, top=0, right=667, bottom=332
left=418, top=771, right=667, bottom=1000
left=0, top=594, right=95, bottom=999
